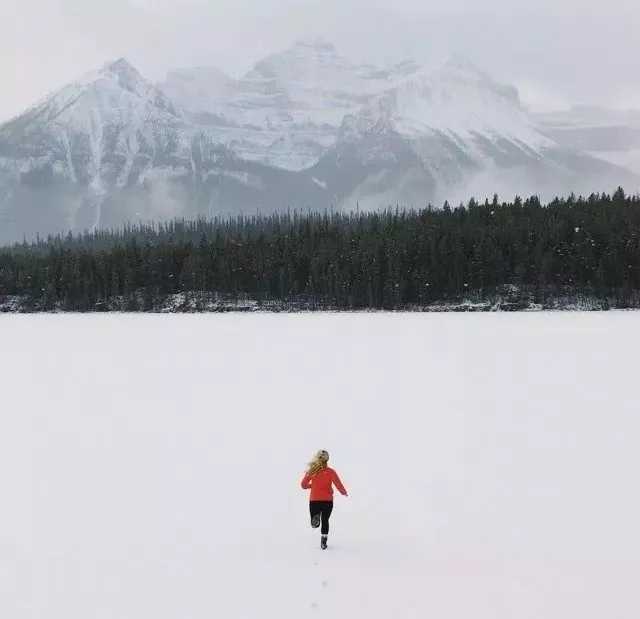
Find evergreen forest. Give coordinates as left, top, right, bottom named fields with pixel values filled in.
left=1, top=189, right=640, bottom=312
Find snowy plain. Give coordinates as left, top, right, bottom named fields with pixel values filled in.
left=2, top=313, right=639, bottom=619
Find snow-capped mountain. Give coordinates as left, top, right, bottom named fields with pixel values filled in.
left=0, top=58, right=188, bottom=237
left=161, top=39, right=421, bottom=171
left=0, top=56, right=328, bottom=242
left=1, top=41, right=638, bottom=243
left=306, top=54, right=637, bottom=208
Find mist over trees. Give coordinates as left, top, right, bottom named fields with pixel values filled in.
left=1, top=189, right=639, bottom=312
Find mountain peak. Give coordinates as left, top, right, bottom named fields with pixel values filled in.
left=102, top=57, right=136, bottom=73
left=245, top=37, right=344, bottom=84
left=98, top=57, right=149, bottom=93
left=12, top=55, right=180, bottom=133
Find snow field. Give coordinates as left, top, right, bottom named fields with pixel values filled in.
left=2, top=313, right=640, bottom=618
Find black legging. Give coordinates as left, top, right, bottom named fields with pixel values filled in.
left=309, top=501, right=334, bottom=535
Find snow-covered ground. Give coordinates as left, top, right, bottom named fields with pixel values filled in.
left=3, top=313, right=639, bottom=619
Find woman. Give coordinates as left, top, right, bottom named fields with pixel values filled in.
left=300, top=450, right=348, bottom=549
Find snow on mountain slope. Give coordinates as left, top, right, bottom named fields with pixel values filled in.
left=0, top=57, right=329, bottom=243
left=161, top=39, right=422, bottom=170
left=162, top=66, right=238, bottom=116
left=316, top=57, right=640, bottom=210
left=385, top=57, right=551, bottom=150
left=1, top=58, right=185, bottom=185
left=0, top=58, right=191, bottom=236
left=306, top=59, right=539, bottom=210
left=161, top=43, right=550, bottom=175
left=1, top=43, right=638, bottom=243
left=242, top=38, right=419, bottom=127
left=3, top=313, right=640, bottom=619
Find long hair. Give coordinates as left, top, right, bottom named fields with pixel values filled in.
left=306, top=450, right=330, bottom=475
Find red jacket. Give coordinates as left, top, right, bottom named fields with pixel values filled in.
left=301, top=467, right=348, bottom=502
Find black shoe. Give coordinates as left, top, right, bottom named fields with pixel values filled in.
left=311, top=514, right=321, bottom=529
left=321, top=535, right=328, bottom=550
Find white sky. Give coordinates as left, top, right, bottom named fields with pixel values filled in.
left=1, top=0, right=639, bottom=122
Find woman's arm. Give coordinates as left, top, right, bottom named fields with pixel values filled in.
left=300, top=473, right=313, bottom=489
left=332, top=470, right=348, bottom=496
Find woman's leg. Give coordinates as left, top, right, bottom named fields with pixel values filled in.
left=309, top=502, right=322, bottom=528
left=320, top=502, right=334, bottom=535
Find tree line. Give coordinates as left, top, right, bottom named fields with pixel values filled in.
left=1, top=188, right=640, bottom=311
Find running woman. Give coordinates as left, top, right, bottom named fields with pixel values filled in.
left=300, top=450, right=348, bottom=549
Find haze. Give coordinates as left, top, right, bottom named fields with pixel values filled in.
left=1, top=0, right=639, bottom=123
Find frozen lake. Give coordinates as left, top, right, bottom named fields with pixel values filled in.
left=3, top=313, right=639, bottom=618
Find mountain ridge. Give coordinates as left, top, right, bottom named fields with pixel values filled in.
left=1, top=42, right=638, bottom=243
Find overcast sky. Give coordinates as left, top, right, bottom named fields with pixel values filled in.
left=1, top=0, right=639, bottom=122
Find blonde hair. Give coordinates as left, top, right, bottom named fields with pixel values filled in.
left=306, top=450, right=330, bottom=475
